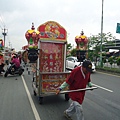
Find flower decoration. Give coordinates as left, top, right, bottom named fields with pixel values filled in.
left=25, top=23, right=41, bottom=49
left=75, top=31, right=88, bottom=50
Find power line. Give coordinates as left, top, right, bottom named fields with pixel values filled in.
left=0, top=25, right=3, bottom=29
left=0, top=14, right=5, bottom=28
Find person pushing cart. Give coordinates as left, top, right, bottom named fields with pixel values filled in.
left=56, top=60, right=97, bottom=120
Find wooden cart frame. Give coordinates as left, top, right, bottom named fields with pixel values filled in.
left=32, top=21, right=70, bottom=104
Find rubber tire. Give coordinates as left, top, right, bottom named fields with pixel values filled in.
left=4, top=71, right=8, bottom=77
left=65, top=93, right=69, bottom=101
left=33, top=90, right=37, bottom=96
left=33, top=77, right=35, bottom=82
left=39, top=97, right=43, bottom=104
left=19, top=70, right=23, bottom=75
left=28, top=71, right=30, bottom=75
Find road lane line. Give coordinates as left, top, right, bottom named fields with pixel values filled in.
left=96, top=71, right=120, bottom=78
left=21, top=75, right=41, bottom=120
left=92, top=83, right=113, bottom=93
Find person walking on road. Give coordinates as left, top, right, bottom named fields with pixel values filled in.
left=56, top=60, right=93, bottom=120
left=0, top=52, right=5, bottom=73
left=11, top=54, right=20, bottom=70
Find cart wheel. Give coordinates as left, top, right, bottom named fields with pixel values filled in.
left=65, top=94, right=69, bottom=101
left=33, top=90, right=37, bottom=96
left=4, top=71, right=8, bottom=77
left=38, top=97, right=43, bottom=104
left=28, top=71, right=30, bottom=75
left=32, top=77, right=34, bottom=82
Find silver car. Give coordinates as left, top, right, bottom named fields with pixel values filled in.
left=66, top=56, right=96, bottom=72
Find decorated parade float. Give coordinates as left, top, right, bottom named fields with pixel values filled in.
left=24, top=21, right=70, bottom=104
left=21, top=23, right=39, bottom=67
left=75, top=31, right=89, bottom=62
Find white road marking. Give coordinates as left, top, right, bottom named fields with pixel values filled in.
left=21, top=75, right=41, bottom=120
left=96, top=71, right=120, bottom=78
left=92, top=83, right=113, bottom=93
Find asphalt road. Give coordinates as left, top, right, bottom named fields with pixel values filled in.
left=0, top=67, right=120, bottom=120
left=0, top=73, right=35, bottom=120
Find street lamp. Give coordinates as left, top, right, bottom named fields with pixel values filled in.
left=2, top=28, right=8, bottom=48
left=100, top=0, right=104, bottom=67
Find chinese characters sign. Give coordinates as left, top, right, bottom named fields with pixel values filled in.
left=37, top=21, right=67, bottom=41
left=41, top=73, right=70, bottom=92
left=39, top=42, right=64, bottom=72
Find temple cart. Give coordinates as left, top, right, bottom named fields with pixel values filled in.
left=32, top=21, right=70, bottom=104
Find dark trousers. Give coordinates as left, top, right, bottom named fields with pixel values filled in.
left=0, top=63, right=5, bottom=73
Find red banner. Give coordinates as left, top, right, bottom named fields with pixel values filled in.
left=41, top=73, right=70, bottom=92
left=39, top=42, right=65, bottom=72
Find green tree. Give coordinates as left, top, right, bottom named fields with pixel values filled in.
left=102, top=53, right=107, bottom=66
left=88, top=32, right=115, bottom=65
left=67, top=43, right=72, bottom=50
left=116, top=56, right=120, bottom=68
left=66, top=43, right=72, bottom=57
left=108, top=56, right=114, bottom=68
left=70, top=48, right=77, bottom=56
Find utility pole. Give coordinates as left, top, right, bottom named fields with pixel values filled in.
left=2, top=27, right=8, bottom=48
left=100, top=0, right=104, bottom=67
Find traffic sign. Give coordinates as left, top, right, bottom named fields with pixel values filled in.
left=116, top=23, right=120, bottom=33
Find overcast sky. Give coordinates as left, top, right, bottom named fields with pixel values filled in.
left=0, top=0, right=120, bottom=51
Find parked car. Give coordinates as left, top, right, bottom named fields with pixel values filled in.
left=66, top=56, right=96, bottom=72
left=66, top=56, right=80, bottom=70
left=89, top=62, right=96, bottom=72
